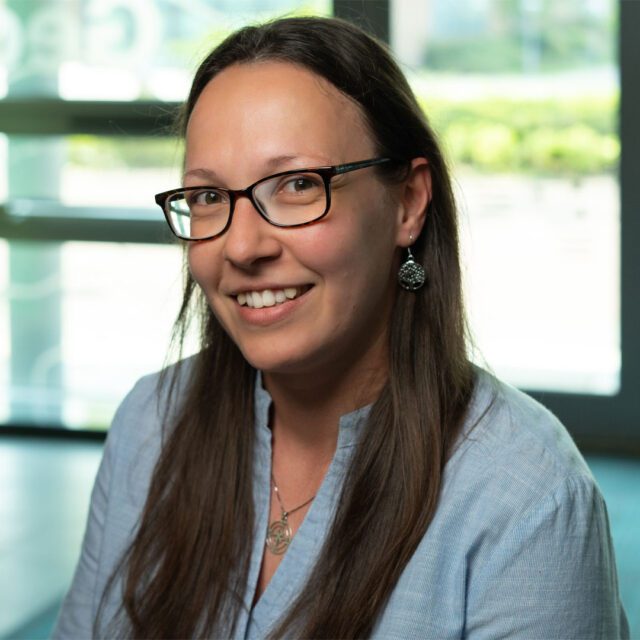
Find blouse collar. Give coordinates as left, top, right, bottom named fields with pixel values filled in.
left=253, top=370, right=370, bottom=449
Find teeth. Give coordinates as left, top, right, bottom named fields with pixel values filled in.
left=236, top=287, right=305, bottom=308
left=262, top=290, right=275, bottom=306
left=251, top=291, right=264, bottom=309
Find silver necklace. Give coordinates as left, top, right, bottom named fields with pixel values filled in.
left=265, top=473, right=315, bottom=555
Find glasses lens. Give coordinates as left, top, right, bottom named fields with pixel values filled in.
left=255, top=172, right=327, bottom=225
left=166, top=189, right=230, bottom=239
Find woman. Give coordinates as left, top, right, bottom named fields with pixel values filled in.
left=53, top=16, right=628, bottom=640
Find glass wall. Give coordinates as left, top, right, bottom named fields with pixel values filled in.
left=0, top=0, right=330, bottom=429
left=0, top=0, right=331, bottom=101
left=392, top=0, right=619, bottom=395
left=0, top=0, right=624, bottom=431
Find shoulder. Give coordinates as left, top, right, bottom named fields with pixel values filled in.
left=107, top=355, right=197, bottom=458
left=381, top=370, right=628, bottom=637
left=448, top=367, right=593, bottom=500
left=51, top=356, right=200, bottom=638
left=433, top=367, right=606, bottom=581
left=433, top=368, right=611, bottom=580
left=96, top=355, right=198, bottom=543
left=374, top=370, right=629, bottom=638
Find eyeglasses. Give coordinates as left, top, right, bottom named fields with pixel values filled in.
left=155, top=157, right=393, bottom=241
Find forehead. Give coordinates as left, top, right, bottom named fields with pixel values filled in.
left=185, top=61, right=374, bottom=173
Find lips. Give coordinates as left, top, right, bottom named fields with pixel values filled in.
left=235, top=286, right=310, bottom=309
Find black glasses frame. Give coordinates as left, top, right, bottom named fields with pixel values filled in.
left=155, top=157, right=393, bottom=241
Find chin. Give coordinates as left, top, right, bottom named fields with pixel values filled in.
left=240, top=351, right=309, bottom=376
left=236, top=339, right=324, bottom=377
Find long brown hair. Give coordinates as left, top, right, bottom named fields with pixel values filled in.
left=100, top=16, right=474, bottom=639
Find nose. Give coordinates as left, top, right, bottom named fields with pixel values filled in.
left=222, top=194, right=282, bottom=269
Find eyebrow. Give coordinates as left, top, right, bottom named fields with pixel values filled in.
left=182, top=167, right=219, bottom=184
left=182, top=154, right=332, bottom=185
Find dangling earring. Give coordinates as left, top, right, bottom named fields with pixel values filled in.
left=398, top=235, right=426, bottom=291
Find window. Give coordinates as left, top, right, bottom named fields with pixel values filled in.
left=2, top=0, right=638, bottom=448
left=392, top=0, right=619, bottom=395
left=0, top=0, right=330, bottom=429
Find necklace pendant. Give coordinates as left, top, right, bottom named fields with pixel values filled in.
left=266, top=512, right=292, bottom=555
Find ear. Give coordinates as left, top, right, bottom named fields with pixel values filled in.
left=394, top=157, right=431, bottom=247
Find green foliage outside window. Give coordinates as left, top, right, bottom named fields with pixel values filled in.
left=421, top=95, right=618, bottom=175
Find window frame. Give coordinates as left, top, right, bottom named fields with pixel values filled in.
left=0, top=0, right=637, bottom=453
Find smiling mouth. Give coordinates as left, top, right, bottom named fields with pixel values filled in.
left=235, top=286, right=311, bottom=309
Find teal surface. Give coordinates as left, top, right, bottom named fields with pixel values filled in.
left=586, top=454, right=640, bottom=638
left=1, top=443, right=638, bottom=639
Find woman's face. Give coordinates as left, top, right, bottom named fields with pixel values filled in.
left=185, top=61, right=419, bottom=381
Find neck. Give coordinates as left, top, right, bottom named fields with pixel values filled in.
left=262, top=347, right=388, bottom=457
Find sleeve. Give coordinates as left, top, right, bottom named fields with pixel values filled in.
left=465, top=474, right=630, bottom=640
left=51, top=389, right=133, bottom=640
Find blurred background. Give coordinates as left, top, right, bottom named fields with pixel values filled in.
left=0, top=0, right=638, bottom=637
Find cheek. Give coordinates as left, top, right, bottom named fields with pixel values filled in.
left=296, top=206, right=397, bottom=291
left=187, top=243, right=222, bottom=292
left=293, top=224, right=359, bottom=284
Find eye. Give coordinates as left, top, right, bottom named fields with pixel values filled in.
left=187, top=189, right=226, bottom=207
left=273, top=173, right=324, bottom=199
left=281, top=176, right=319, bottom=193
left=256, top=172, right=325, bottom=209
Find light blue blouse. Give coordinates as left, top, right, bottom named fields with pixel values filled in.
left=53, top=362, right=629, bottom=639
